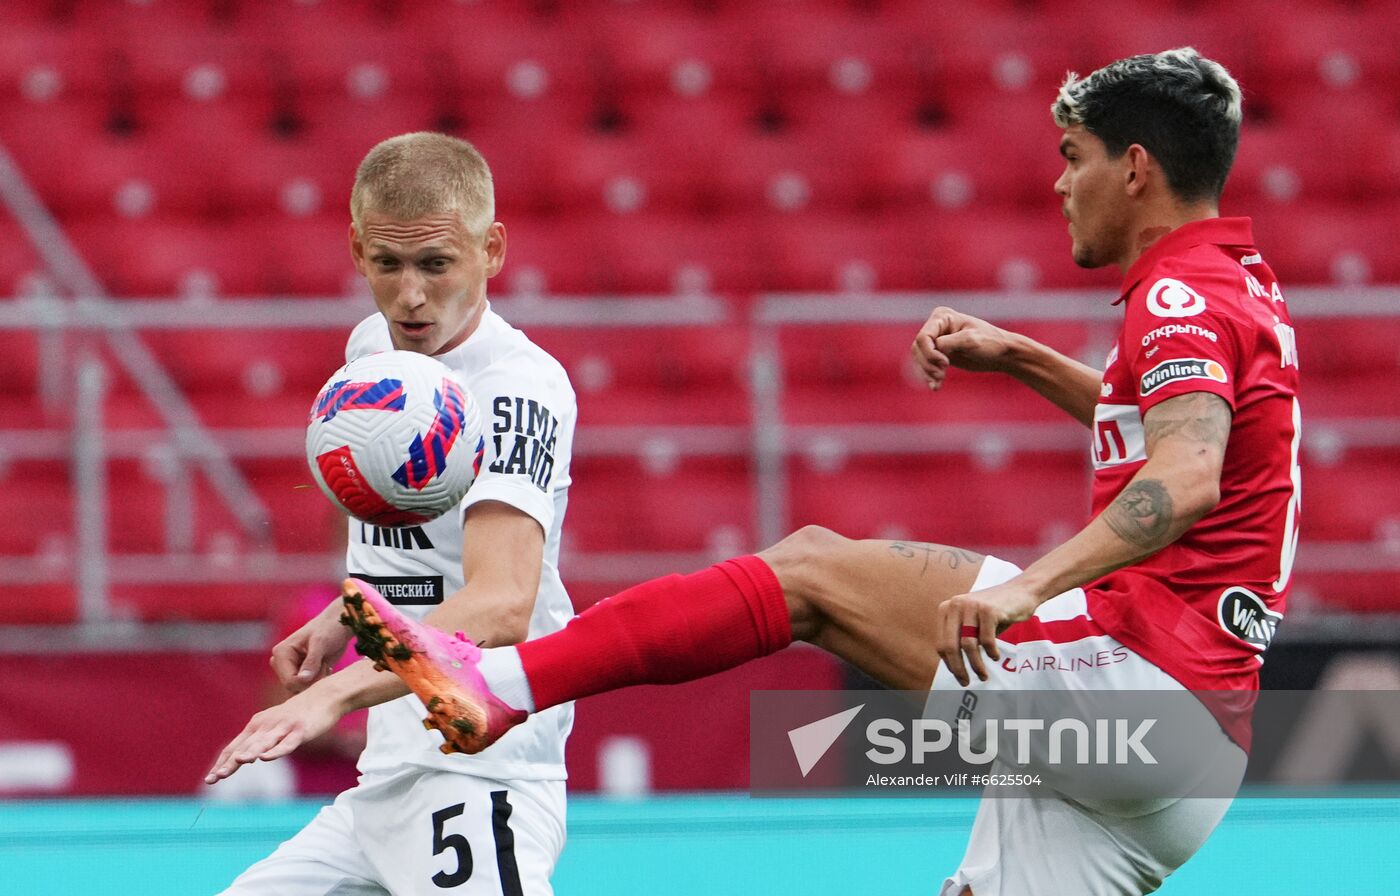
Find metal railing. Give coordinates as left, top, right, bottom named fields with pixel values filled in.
left=3, top=290, right=1399, bottom=652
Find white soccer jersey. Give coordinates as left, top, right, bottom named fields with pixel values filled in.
left=344, top=306, right=576, bottom=782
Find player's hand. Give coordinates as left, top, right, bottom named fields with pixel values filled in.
left=204, top=687, right=343, bottom=784
left=933, top=580, right=1041, bottom=687
left=911, top=307, right=1019, bottom=389
left=271, top=597, right=354, bottom=694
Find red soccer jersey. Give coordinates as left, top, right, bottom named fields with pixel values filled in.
left=1084, top=217, right=1301, bottom=700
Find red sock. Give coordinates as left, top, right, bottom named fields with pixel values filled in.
left=516, top=555, right=792, bottom=711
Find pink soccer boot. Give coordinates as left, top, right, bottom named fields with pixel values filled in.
left=339, top=577, right=526, bottom=754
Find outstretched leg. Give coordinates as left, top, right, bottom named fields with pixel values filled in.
left=342, top=526, right=985, bottom=753
left=764, top=526, right=985, bottom=690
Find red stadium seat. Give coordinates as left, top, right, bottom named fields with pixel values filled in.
left=625, top=89, right=761, bottom=152
left=108, top=28, right=275, bottom=101
left=1300, top=445, right=1400, bottom=542
left=537, top=130, right=703, bottom=214
left=570, top=4, right=761, bottom=94
left=937, top=89, right=1067, bottom=174
left=0, top=20, right=109, bottom=100
left=531, top=322, right=750, bottom=427
left=1228, top=123, right=1361, bottom=205
left=0, top=214, right=44, bottom=296
left=699, top=130, right=879, bottom=214
left=395, top=2, right=586, bottom=95
left=0, top=329, right=40, bottom=395
left=5, top=585, right=75, bottom=625
left=1070, top=9, right=1258, bottom=86
left=0, top=101, right=166, bottom=217
left=923, top=209, right=1117, bottom=291
left=64, top=217, right=243, bottom=297
left=787, top=450, right=1092, bottom=547
left=582, top=211, right=765, bottom=295
left=63, top=211, right=355, bottom=298
left=105, top=452, right=337, bottom=560
left=298, top=92, right=445, bottom=169
left=463, top=121, right=562, bottom=217
left=94, top=133, right=224, bottom=217
left=566, top=455, right=754, bottom=554
left=1302, top=373, right=1400, bottom=419
left=0, top=460, right=71, bottom=555
left=877, top=128, right=1030, bottom=211
left=1251, top=199, right=1400, bottom=286
left=778, top=320, right=1112, bottom=425
left=1247, top=5, right=1400, bottom=95
left=497, top=214, right=614, bottom=296
left=239, top=214, right=358, bottom=296
left=1294, top=570, right=1400, bottom=615
left=132, top=327, right=347, bottom=430
left=729, top=6, right=926, bottom=103
left=748, top=209, right=935, bottom=292
left=505, top=210, right=761, bottom=296
left=211, top=133, right=357, bottom=220
left=1298, top=318, right=1400, bottom=377
left=105, top=458, right=175, bottom=554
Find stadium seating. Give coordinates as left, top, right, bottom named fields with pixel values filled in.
left=530, top=323, right=751, bottom=425
left=3, top=0, right=1396, bottom=302
left=0, top=456, right=75, bottom=625
left=567, top=455, right=755, bottom=554
left=789, top=450, right=1092, bottom=547
left=3, top=1, right=1399, bottom=807
left=1, top=0, right=1398, bottom=632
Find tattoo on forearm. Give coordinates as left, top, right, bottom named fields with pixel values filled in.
left=888, top=542, right=984, bottom=576
left=1102, top=480, right=1174, bottom=547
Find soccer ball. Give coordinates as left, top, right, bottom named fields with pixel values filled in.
left=306, top=350, right=484, bottom=526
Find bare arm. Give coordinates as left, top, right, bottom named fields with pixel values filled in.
left=207, top=501, right=545, bottom=782
left=331, top=500, right=545, bottom=714
left=1004, top=390, right=1229, bottom=597
left=910, top=306, right=1103, bottom=426
left=428, top=500, right=545, bottom=647
left=934, top=391, right=1232, bottom=684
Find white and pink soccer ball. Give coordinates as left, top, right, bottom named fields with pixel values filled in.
left=306, top=351, right=484, bottom=526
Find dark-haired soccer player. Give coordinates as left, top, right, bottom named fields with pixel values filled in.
left=234, top=48, right=1301, bottom=895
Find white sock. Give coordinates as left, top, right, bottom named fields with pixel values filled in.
left=479, top=646, right=536, bottom=713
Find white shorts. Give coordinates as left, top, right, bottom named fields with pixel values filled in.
left=219, top=768, right=565, bottom=896
left=933, top=557, right=1247, bottom=896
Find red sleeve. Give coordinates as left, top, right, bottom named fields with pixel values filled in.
left=1122, top=269, right=1244, bottom=414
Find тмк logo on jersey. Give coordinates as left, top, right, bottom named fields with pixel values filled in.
left=1145, top=278, right=1207, bottom=318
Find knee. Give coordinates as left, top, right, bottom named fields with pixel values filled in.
left=764, top=526, right=845, bottom=634
left=763, top=525, right=847, bottom=583
left=759, top=526, right=851, bottom=629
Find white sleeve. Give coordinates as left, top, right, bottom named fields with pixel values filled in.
left=461, top=357, right=575, bottom=533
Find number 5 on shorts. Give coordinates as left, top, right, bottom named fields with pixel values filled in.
left=430, top=791, right=524, bottom=893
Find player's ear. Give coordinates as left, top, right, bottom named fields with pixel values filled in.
left=349, top=223, right=367, bottom=273
left=483, top=222, right=507, bottom=278
left=1123, top=144, right=1151, bottom=197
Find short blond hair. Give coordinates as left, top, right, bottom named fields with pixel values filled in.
left=350, top=132, right=495, bottom=237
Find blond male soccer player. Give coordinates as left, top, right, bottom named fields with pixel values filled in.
left=208, top=133, right=578, bottom=895
left=215, top=49, right=1302, bottom=895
